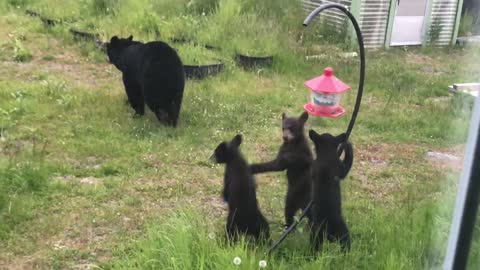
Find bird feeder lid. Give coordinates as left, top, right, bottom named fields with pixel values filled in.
left=304, top=67, right=351, bottom=94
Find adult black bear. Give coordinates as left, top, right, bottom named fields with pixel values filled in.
left=106, top=35, right=185, bottom=127
left=308, top=130, right=353, bottom=252
left=212, top=134, right=270, bottom=242
left=250, top=112, right=313, bottom=228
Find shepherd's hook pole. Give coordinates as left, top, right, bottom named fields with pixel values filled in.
left=266, top=3, right=366, bottom=255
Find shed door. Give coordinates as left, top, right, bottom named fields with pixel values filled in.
left=390, top=0, right=429, bottom=46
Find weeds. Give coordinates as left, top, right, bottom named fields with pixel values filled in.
left=108, top=204, right=449, bottom=270
left=12, top=38, right=32, bottom=62
left=429, top=16, right=443, bottom=44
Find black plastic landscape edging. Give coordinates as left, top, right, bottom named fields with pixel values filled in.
left=183, top=62, right=224, bottom=79
left=25, top=9, right=59, bottom=26
left=235, top=54, right=273, bottom=69
left=24, top=11, right=222, bottom=77
left=69, top=28, right=107, bottom=51
left=69, top=28, right=98, bottom=41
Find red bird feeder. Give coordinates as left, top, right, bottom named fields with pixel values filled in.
left=303, top=67, right=350, bottom=118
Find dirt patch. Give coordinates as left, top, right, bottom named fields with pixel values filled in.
left=0, top=60, right=118, bottom=90
left=0, top=254, right=47, bottom=270
left=426, top=145, right=465, bottom=171
left=406, top=53, right=435, bottom=65
left=350, top=143, right=465, bottom=202
left=351, top=143, right=450, bottom=201
left=405, top=53, right=447, bottom=76
left=54, top=176, right=103, bottom=185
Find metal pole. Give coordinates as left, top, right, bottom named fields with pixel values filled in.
left=444, top=95, right=480, bottom=270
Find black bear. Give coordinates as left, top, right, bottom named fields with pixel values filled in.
left=308, top=130, right=353, bottom=252
left=250, top=112, right=313, bottom=228
left=106, top=35, right=185, bottom=127
left=211, top=134, right=270, bottom=242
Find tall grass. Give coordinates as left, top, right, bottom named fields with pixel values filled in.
left=108, top=199, right=453, bottom=270
left=0, top=161, right=54, bottom=239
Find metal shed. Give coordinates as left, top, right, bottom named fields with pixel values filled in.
left=302, top=0, right=464, bottom=48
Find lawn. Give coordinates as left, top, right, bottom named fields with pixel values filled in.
left=0, top=0, right=479, bottom=269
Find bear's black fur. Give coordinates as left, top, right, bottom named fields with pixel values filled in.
left=250, top=112, right=313, bottom=228
left=106, top=35, right=185, bottom=127
left=308, top=130, right=353, bottom=252
left=212, top=134, right=270, bottom=242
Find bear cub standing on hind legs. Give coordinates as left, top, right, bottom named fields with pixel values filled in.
left=308, top=130, right=353, bottom=252
left=211, top=134, right=270, bottom=242
left=250, top=112, right=313, bottom=228
left=106, top=35, right=185, bottom=127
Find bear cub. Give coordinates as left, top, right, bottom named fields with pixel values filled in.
left=308, top=130, right=353, bottom=252
left=106, top=35, right=185, bottom=127
left=212, top=134, right=270, bottom=242
left=250, top=112, right=313, bottom=228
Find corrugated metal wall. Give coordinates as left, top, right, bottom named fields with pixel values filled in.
left=358, top=0, right=391, bottom=48
left=301, top=0, right=390, bottom=48
left=301, top=0, right=353, bottom=29
left=428, top=0, right=459, bottom=45
left=301, top=0, right=460, bottom=47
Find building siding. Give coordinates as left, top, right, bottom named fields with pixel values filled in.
left=301, top=0, right=461, bottom=47
left=428, top=0, right=460, bottom=45
left=358, top=0, right=391, bottom=48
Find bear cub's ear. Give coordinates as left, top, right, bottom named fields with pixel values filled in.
left=231, top=134, right=243, bottom=148
left=299, top=111, right=309, bottom=125
left=309, top=129, right=320, bottom=141
left=127, top=35, right=133, bottom=42
left=110, top=36, right=119, bottom=44
left=212, top=142, right=228, bottom=163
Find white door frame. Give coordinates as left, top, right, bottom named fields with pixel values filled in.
left=390, top=0, right=430, bottom=46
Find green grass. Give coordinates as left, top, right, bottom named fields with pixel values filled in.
left=105, top=198, right=455, bottom=270
left=0, top=0, right=479, bottom=269
left=175, top=43, right=222, bottom=65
